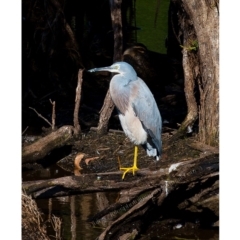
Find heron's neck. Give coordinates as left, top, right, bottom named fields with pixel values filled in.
left=121, top=71, right=137, bottom=81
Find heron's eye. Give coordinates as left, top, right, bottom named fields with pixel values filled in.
left=114, top=65, right=119, bottom=70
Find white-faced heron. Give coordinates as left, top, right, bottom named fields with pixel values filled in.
left=88, top=61, right=162, bottom=179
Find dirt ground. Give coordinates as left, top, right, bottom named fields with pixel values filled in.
left=54, top=126, right=202, bottom=178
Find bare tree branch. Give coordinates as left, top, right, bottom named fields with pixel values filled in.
left=49, top=99, right=56, bottom=130
left=29, top=107, right=52, bottom=128
left=73, top=69, right=83, bottom=136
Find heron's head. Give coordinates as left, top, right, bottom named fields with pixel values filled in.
left=88, top=62, right=136, bottom=77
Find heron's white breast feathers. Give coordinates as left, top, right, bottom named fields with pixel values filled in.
left=118, top=106, right=147, bottom=145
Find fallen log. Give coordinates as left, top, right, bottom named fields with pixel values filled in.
left=22, top=153, right=218, bottom=199
left=23, top=153, right=218, bottom=239
left=93, top=157, right=218, bottom=239
left=22, top=125, right=74, bottom=163
left=97, top=188, right=163, bottom=240
left=22, top=168, right=165, bottom=198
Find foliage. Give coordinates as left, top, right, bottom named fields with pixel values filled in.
left=180, top=39, right=198, bottom=52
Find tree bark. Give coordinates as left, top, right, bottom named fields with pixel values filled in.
left=169, top=0, right=219, bottom=146
left=96, top=91, right=115, bottom=135
left=96, top=0, right=123, bottom=135
left=22, top=125, right=74, bottom=163
left=110, top=0, right=123, bottom=62
left=73, top=69, right=83, bottom=136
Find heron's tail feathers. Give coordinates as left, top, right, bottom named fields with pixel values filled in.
left=143, top=142, right=161, bottom=161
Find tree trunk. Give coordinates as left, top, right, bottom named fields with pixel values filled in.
left=169, top=0, right=219, bottom=146
left=96, top=0, right=123, bottom=135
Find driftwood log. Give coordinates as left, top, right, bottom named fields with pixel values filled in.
left=23, top=153, right=219, bottom=239
left=22, top=125, right=74, bottom=163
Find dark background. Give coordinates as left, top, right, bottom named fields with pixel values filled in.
left=22, top=0, right=185, bottom=134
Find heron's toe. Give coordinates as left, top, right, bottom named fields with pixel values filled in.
left=120, top=166, right=139, bottom=179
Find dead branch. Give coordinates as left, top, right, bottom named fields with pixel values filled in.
left=22, top=125, right=74, bottom=163
left=108, top=129, right=124, bottom=134
left=29, top=107, right=52, bottom=128
left=50, top=215, right=62, bottom=240
left=49, top=99, right=56, bottom=130
left=73, top=69, right=83, bottom=136
left=187, top=140, right=219, bottom=154
left=22, top=126, right=29, bottom=135
left=39, top=90, right=57, bottom=102
left=96, top=91, right=115, bottom=135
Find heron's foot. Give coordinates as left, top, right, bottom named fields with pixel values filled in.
left=120, top=166, right=139, bottom=180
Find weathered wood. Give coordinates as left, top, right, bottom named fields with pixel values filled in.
left=98, top=188, right=162, bottom=240
left=169, top=0, right=219, bottom=146
left=73, top=69, right=83, bottom=136
left=181, top=0, right=219, bottom=146
left=186, top=0, right=219, bottom=145
left=96, top=0, right=123, bottom=135
left=22, top=168, right=165, bottom=198
left=23, top=154, right=218, bottom=198
left=96, top=91, right=115, bottom=135
left=93, top=156, right=218, bottom=239
left=177, top=36, right=198, bottom=136
left=23, top=152, right=218, bottom=239
left=88, top=186, right=161, bottom=225
left=22, top=125, right=74, bottom=163
left=187, top=140, right=219, bottom=154
left=49, top=99, right=56, bottom=130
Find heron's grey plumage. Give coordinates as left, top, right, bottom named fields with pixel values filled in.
left=88, top=61, right=162, bottom=160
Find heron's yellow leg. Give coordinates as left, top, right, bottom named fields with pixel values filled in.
left=119, top=146, right=139, bottom=179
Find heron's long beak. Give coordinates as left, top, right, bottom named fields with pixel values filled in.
left=88, top=66, right=112, bottom=73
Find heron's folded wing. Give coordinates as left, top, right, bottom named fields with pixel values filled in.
left=130, top=78, right=162, bottom=153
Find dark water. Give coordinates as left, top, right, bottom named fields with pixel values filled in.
left=23, top=163, right=120, bottom=239
left=22, top=162, right=219, bottom=240
left=22, top=163, right=70, bottom=182
left=36, top=192, right=118, bottom=240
